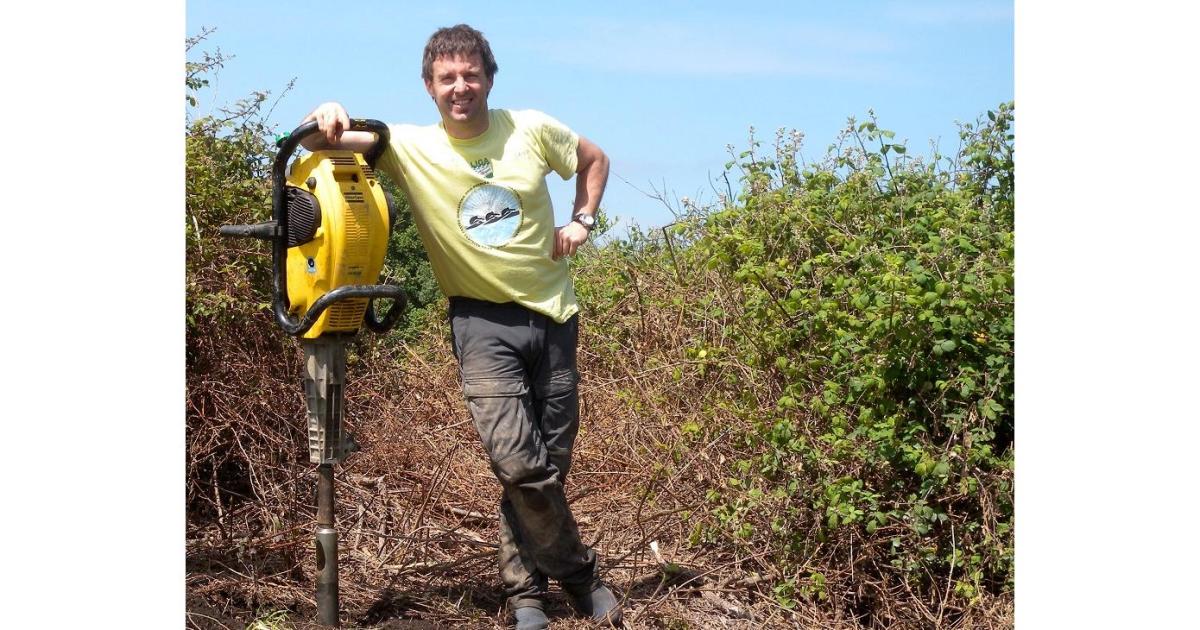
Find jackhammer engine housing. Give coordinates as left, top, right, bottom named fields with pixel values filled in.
left=285, top=150, right=392, bottom=339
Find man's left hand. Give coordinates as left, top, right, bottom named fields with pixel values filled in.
left=553, top=221, right=590, bottom=260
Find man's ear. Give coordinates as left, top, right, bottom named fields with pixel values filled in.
left=424, top=80, right=435, bottom=98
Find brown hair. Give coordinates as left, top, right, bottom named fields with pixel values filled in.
left=421, top=24, right=499, bottom=82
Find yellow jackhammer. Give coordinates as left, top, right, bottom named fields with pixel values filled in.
left=219, top=119, right=405, bottom=626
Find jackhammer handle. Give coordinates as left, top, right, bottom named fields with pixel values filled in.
left=283, top=284, right=407, bottom=337
left=217, top=221, right=278, bottom=240
left=277, top=119, right=391, bottom=167
left=365, top=288, right=408, bottom=333
left=348, top=119, right=391, bottom=167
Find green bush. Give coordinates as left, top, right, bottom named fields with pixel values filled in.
left=574, top=103, right=1014, bottom=617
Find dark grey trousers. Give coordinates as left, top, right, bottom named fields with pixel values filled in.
left=448, top=297, right=597, bottom=610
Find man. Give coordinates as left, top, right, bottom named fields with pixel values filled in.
left=299, top=24, right=620, bottom=630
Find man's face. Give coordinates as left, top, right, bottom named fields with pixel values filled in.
left=425, top=53, right=492, bottom=132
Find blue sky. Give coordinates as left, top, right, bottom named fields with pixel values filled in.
left=186, top=0, right=1013, bottom=233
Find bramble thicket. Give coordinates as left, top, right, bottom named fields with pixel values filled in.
left=186, top=36, right=1013, bottom=628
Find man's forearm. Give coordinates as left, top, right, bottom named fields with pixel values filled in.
left=573, top=150, right=609, bottom=217
left=300, top=135, right=333, bottom=152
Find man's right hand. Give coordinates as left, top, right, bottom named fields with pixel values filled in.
left=303, top=102, right=352, bottom=147
left=299, top=102, right=378, bottom=153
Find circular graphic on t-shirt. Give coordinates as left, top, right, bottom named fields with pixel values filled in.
left=458, top=183, right=522, bottom=247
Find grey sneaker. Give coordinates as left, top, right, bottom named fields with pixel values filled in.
left=513, top=605, right=549, bottom=630
left=564, top=580, right=623, bottom=626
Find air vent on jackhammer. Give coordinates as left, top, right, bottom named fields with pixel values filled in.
left=286, top=186, right=322, bottom=247
left=327, top=298, right=368, bottom=330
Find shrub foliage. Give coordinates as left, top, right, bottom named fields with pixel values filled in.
left=575, top=105, right=1014, bottom=617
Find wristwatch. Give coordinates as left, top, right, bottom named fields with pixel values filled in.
left=572, top=212, right=597, bottom=231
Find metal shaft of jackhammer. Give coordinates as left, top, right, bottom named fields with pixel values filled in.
left=316, top=463, right=338, bottom=626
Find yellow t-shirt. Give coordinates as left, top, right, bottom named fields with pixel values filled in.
left=376, top=109, right=580, bottom=323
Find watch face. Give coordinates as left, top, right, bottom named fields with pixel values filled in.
left=576, top=214, right=595, bottom=228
